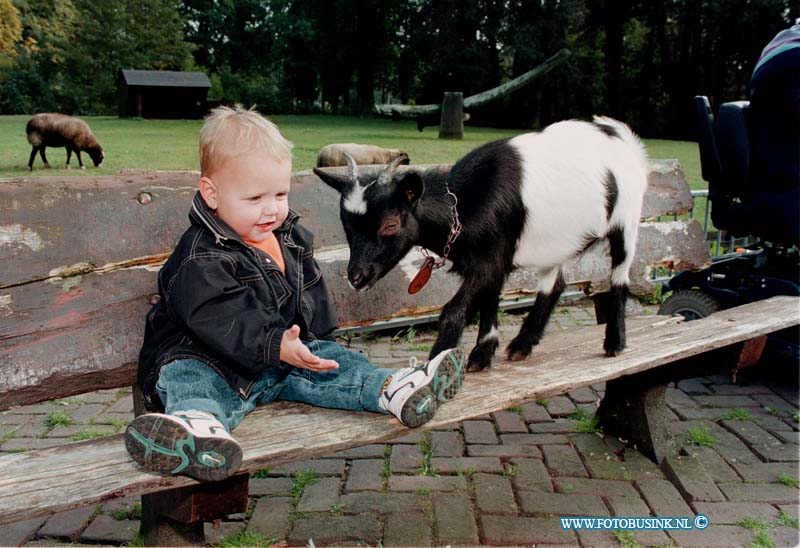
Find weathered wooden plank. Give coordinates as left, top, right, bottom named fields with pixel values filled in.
left=1, top=160, right=692, bottom=287
left=0, top=296, right=796, bottom=526
left=0, top=217, right=710, bottom=410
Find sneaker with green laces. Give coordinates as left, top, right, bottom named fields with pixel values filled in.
left=379, top=347, right=465, bottom=428
left=125, top=410, right=242, bottom=482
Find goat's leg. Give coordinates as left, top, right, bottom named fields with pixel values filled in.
left=75, top=150, right=85, bottom=169
left=39, top=147, right=50, bottom=168
left=467, top=288, right=502, bottom=372
left=506, top=269, right=565, bottom=361
left=66, top=147, right=72, bottom=169
left=603, top=226, right=635, bottom=356
left=429, top=283, right=478, bottom=360
left=28, top=147, right=38, bottom=170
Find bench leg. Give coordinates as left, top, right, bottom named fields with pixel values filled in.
left=140, top=473, right=249, bottom=546
left=596, top=373, right=676, bottom=464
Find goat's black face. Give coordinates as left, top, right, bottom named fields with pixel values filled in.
left=314, top=162, right=424, bottom=291
left=89, top=146, right=104, bottom=167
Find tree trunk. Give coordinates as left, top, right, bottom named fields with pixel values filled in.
left=439, top=92, right=464, bottom=139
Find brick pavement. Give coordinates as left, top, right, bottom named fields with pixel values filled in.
left=1, top=302, right=798, bottom=547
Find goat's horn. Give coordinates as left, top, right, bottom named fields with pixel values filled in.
left=377, top=153, right=409, bottom=185
left=343, top=153, right=359, bottom=184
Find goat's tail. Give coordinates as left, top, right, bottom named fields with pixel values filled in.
left=592, top=116, right=648, bottom=161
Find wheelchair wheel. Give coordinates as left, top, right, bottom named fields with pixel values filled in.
left=658, top=289, right=721, bottom=321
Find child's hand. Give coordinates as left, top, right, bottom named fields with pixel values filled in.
left=280, top=325, right=339, bottom=371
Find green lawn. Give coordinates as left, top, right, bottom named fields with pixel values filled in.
left=0, top=115, right=704, bottom=190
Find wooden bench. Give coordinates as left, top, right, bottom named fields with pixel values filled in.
left=2, top=161, right=796, bottom=545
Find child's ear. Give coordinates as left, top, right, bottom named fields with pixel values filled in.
left=199, top=177, right=218, bottom=209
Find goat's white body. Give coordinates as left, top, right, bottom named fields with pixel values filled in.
left=509, top=118, right=648, bottom=291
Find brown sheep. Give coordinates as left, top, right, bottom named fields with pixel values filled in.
left=316, top=143, right=409, bottom=168
left=26, top=113, right=105, bottom=171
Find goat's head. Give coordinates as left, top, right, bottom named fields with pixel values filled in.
left=314, top=153, right=423, bottom=291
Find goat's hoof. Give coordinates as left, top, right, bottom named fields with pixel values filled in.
left=506, top=338, right=534, bottom=361
left=466, top=353, right=492, bottom=372
left=66, top=165, right=71, bottom=170
left=604, top=347, right=624, bottom=357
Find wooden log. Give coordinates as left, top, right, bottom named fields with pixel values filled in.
left=439, top=92, right=464, bottom=139
left=0, top=296, right=796, bottom=526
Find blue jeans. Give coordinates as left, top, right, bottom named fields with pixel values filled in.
left=155, top=340, right=394, bottom=432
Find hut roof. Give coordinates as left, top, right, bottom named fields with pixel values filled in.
left=119, top=70, right=211, bottom=88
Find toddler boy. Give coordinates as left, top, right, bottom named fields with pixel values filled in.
left=126, top=106, right=464, bottom=482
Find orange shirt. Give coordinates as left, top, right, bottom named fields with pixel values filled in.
left=245, top=233, right=285, bottom=274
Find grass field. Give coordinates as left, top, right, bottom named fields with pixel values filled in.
left=0, top=114, right=704, bottom=190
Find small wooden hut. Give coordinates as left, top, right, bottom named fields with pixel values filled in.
left=117, top=69, right=211, bottom=119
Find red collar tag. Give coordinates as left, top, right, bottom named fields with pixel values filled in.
left=408, top=256, right=435, bottom=294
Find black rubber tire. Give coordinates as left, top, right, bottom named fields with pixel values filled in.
left=658, top=289, right=722, bottom=321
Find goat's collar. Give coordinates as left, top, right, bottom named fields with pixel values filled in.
left=410, top=184, right=462, bottom=294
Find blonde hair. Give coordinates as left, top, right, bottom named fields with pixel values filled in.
left=199, top=105, right=293, bottom=176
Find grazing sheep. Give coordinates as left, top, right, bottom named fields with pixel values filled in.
left=316, top=143, right=409, bottom=168
left=26, top=113, right=105, bottom=171
left=314, top=116, right=648, bottom=372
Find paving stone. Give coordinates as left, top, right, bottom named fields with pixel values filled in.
left=556, top=477, right=638, bottom=498
left=518, top=491, right=609, bottom=516
left=106, top=395, right=134, bottom=414
left=390, top=444, right=423, bottom=472
left=472, top=473, right=517, bottom=514
left=0, top=516, right=47, bottom=547
left=383, top=511, right=431, bottom=547
left=204, top=521, right=245, bottom=546
left=481, top=515, right=576, bottom=545
left=520, top=402, right=551, bottom=422
left=569, top=432, right=621, bottom=458
left=636, top=479, right=693, bottom=516
left=38, top=506, right=96, bottom=541
left=46, top=425, right=117, bottom=438
left=330, top=444, right=386, bottom=458
left=668, top=525, right=754, bottom=547
left=680, top=446, right=741, bottom=483
left=510, top=457, right=552, bottom=492
left=24, top=539, right=92, bottom=547
left=492, top=410, right=528, bottom=433
left=662, top=455, right=726, bottom=502
left=462, top=420, right=498, bottom=444
left=712, top=383, right=775, bottom=395
left=691, top=501, right=780, bottom=524
left=79, top=516, right=138, bottom=544
left=583, top=450, right=665, bottom=481
left=666, top=387, right=699, bottom=409
left=771, top=525, right=800, bottom=548
left=247, top=496, right=292, bottom=540
left=607, top=495, right=652, bottom=516
left=731, top=462, right=798, bottom=482
left=577, top=528, right=671, bottom=548
left=759, top=443, right=800, bottom=462
left=249, top=477, right=294, bottom=496
left=346, top=459, right=385, bottom=491
left=388, top=475, right=466, bottom=492
left=778, top=503, right=799, bottom=519
left=99, top=496, right=139, bottom=516
left=676, top=421, right=761, bottom=465
left=541, top=444, right=589, bottom=477
left=339, top=492, right=421, bottom=514
left=430, top=456, right=503, bottom=474
left=297, top=477, right=340, bottom=512
left=678, top=378, right=712, bottom=395
left=466, top=444, right=542, bottom=458
left=673, top=407, right=729, bottom=420
left=773, top=429, right=800, bottom=444
left=752, top=394, right=799, bottom=415
left=528, top=419, right=578, bottom=433
left=430, top=430, right=463, bottom=456
left=67, top=404, right=107, bottom=423
left=568, top=386, right=599, bottom=404
left=269, top=458, right=345, bottom=476
left=288, top=514, right=381, bottom=545
left=721, top=419, right=784, bottom=458
left=718, top=482, right=800, bottom=502
left=546, top=395, right=576, bottom=416
left=432, top=492, right=478, bottom=544
left=499, top=433, right=569, bottom=445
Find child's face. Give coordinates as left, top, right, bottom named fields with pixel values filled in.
left=200, top=150, right=292, bottom=243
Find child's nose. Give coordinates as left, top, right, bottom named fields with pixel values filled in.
left=262, top=198, right=278, bottom=215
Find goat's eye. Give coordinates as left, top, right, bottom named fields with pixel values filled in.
left=379, top=218, right=401, bottom=236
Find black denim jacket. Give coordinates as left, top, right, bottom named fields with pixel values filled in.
left=138, top=192, right=338, bottom=411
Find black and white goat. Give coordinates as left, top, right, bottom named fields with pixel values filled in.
left=314, top=117, right=648, bottom=371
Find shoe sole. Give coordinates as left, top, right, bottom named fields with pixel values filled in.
left=125, top=414, right=242, bottom=482
left=432, top=348, right=466, bottom=402
left=401, top=348, right=465, bottom=428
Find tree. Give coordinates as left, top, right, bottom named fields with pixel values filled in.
left=62, top=0, right=193, bottom=113
left=0, top=0, right=22, bottom=55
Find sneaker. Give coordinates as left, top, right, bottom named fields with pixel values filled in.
left=125, top=410, right=242, bottom=482
left=380, top=348, right=465, bottom=428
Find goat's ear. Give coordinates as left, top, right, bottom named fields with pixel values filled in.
left=313, top=167, right=350, bottom=193
left=396, top=171, right=424, bottom=204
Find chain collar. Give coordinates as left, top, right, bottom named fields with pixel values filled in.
left=421, top=184, right=462, bottom=269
